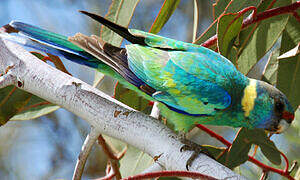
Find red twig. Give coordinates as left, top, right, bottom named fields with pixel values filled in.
left=196, top=124, right=294, bottom=180
left=149, top=0, right=167, bottom=33
left=122, top=170, right=216, bottom=180
left=200, top=1, right=300, bottom=48
left=97, top=135, right=122, bottom=179
left=248, top=155, right=294, bottom=180
left=292, top=12, right=300, bottom=23
left=17, top=101, right=51, bottom=113
left=97, top=163, right=116, bottom=180
left=242, top=1, right=300, bottom=28
left=199, top=0, right=234, bottom=42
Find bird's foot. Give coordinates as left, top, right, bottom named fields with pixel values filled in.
left=178, top=133, right=214, bottom=171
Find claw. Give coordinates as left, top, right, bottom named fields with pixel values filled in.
left=179, top=138, right=215, bottom=170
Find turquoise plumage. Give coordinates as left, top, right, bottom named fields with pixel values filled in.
left=1, top=11, right=295, bottom=133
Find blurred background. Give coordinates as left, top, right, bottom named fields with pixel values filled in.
left=0, top=0, right=299, bottom=179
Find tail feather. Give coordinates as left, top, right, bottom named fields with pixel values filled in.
left=69, top=33, right=144, bottom=87
left=2, top=22, right=100, bottom=68
left=9, top=21, right=87, bottom=57
left=79, top=11, right=146, bottom=46
left=2, top=16, right=152, bottom=91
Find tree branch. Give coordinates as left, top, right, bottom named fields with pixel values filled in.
left=73, top=126, right=101, bottom=180
left=0, top=38, right=245, bottom=179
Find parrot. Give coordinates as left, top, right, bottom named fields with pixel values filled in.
left=0, top=11, right=295, bottom=135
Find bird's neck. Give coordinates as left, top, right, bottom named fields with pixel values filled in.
left=240, top=78, right=258, bottom=118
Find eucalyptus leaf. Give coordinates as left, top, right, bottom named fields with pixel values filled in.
left=0, top=86, right=31, bottom=125
left=213, top=0, right=260, bottom=19
left=237, top=0, right=291, bottom=74
left=119, top=145, right=153, bottom=177
left=100, top=0, right=140, bottom=47
left=0, top=53, right=60, bottom=124
left=114, top=83, right=152, bottom=113
left=277, top=15, right=300, bottom=110
left=94, top=0, right=140, bottom=87
left=149, top=0, right=181, bottom=34
left=261, top=48, right=280, bottom=85
left=217, top=13, right=243, bottom=58
left=226, top=128, right=252, bottom=169
left=11, top=96, right=59, bottom=121
left=227, top=128, right=281, bottom=169
left=193, top=0, right=260, bottom=45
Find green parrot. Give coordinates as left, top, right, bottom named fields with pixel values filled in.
left=0, top=11, right=295, bottom=134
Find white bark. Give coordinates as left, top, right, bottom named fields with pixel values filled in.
left=0, top=38, right=246, bottom=179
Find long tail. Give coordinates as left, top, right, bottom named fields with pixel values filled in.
left=1, top=21, right=100, bottom=68
left=1, top=12, right=153, bottom=91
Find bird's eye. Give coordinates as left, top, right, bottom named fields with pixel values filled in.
left=275, top=100, right=284, bottom=112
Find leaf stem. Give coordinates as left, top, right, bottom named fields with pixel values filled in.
left=97, top=135, right=122, bottom=179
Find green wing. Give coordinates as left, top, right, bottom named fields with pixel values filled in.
left=126, top=44, right=235, bottom=115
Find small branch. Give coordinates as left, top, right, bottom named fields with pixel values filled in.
left=200, top=1, right=300, bottom=48
left=97, top=162, right=116, bottom=180
left=73, top=126, right=101, bottom=180
left=122, top=170, right=217, bottom=180
left=98, top=135, right=122, bottom=179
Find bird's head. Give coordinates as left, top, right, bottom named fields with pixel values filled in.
left=241, top=79, right=294, bottom=134
left=242, top=79, right=295, bottom=134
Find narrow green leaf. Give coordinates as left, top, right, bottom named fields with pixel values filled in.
left=236, top=0, right=291, bottom=74
left=193, top=22, right=217, bottom=46
left=114, top=83, right=152, bottom=113
left=119, top=145, right=153, bottom=177
left=278, top=43, right=300, bottom=59
left=103, top=135, right=127, bottom=153
left=226, top=129, right=281, bottom=169
left=192, top=0, right=199, bottom=42
left=226, top=128, right=252, bottom=169
left=217, top=13, right=243, bottom=58
left=213, top=0, right=260, bottom=19
left=227, top=128, right=281, bottom=168
left=100, top=0, right=140, bottom=46
left=149, top=0, right=181, bottom=34
left=0, top=86, right=31, bottom=125
left=193, top=0, right=260, bottom=45
left=0, top=53, right=60, bottom=124
left=277, top=15, right=300, bottom=110
left=11, top=96, right=59, bottom=121
left=261, top=48, right=280, bottom=85
left=203, top=145, right=226, bottom=157
left=248, top=129, right=281, bottom=165
left=247, top=47, right=280, bottom=82
left=95, top=0, right=140, bottom=88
